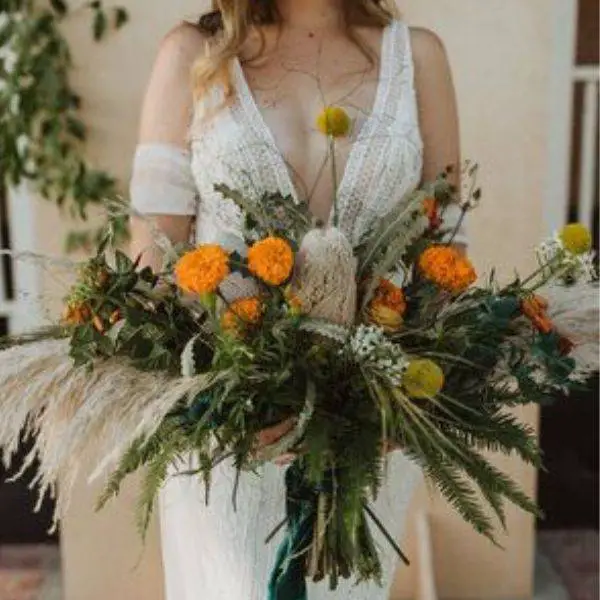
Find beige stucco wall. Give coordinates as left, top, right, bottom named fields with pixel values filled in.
left=31, top=1, right=556, bottom=598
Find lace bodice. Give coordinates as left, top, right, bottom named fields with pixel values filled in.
left=156, top=19, right=425, bottom=600
left=189, top=20, right=423, bottom=249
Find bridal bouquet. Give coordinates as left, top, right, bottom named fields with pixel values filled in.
left=1, top=112, right=598, bottom=599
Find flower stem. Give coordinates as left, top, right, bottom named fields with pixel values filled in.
left=445, top=206, right=468, bottom=246
left=519, top=251, right=566, bottom=290
left=329, top=136, right=339, bottom=227
left=363, top=503, right=410, bottom=565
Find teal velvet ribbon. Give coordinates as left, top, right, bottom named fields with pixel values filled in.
left=267, top=462, right=316, bottom=600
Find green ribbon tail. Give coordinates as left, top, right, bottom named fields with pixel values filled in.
left=267, top=463, right=314, bottom=600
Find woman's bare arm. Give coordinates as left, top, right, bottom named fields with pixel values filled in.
left=411, top=27, right=466, bottom=252
left=129, top=23, right=205, bottom=270
left=128, top=24, right=296, bottom=452
left=411, top=27, right=460, bottom=184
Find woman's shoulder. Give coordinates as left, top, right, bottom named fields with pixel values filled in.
left=406, top=26, right=450, bottom=70
left=138, top=22, right=209, bottom=145
left=158, top=21, right=208, bottom=65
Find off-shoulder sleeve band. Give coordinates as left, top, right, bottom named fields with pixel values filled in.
left=129, top=143, right=199, bottom=216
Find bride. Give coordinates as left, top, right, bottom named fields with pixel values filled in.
left=129, top=0, right=466, bottom=598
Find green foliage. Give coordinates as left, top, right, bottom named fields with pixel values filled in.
left=215, top=184, right=316, bottom=245
left=32, top=174, right=589, bottom=593
left=0, top=1, right=129, bottom=250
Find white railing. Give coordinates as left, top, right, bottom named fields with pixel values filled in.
left=573, top=65, right=599, bottom=232
left=0, top=185, right=40, bottom=335
left=0, top=193, right=13, bottom=329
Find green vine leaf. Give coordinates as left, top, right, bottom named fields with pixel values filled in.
left=92, top=8, right=107, bottom=41
left=0, top=1, right=131, bottom=251
left=66, top=116, right=86, bottom=141
left=114, top=7, right=128, bottom=29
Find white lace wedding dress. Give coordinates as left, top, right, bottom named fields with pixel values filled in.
left=136, top=19, right=442, bottom=600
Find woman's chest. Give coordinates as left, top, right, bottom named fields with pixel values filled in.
left=238, top=33, right=383, bottom=214
left=191, top=21, right=423, bottom=237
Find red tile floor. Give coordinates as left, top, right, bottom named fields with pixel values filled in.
left=0, top=531, right=597, bottom=600
left=0, top=545, right=60, bottom=600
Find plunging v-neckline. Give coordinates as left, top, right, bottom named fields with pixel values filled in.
left=232, top=22, right=394, bottom=221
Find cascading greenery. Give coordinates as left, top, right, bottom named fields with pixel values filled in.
left=0, top=0, right=128, bottom=250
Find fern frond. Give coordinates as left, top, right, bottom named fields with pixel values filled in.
left=96, top=418, right=181, bottom=512
left=438, top=412, right=541, bottom=468
left=357, top=192, right=426, bottom=278
left=419, top=453, right=498, bottom=542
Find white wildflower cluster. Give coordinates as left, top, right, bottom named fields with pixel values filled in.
left=536, top=235, right=597, bottom=284
left=348, top=324, right=409, bottom=385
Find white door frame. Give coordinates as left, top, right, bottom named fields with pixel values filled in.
left=544, top=0, right=579, bottom=236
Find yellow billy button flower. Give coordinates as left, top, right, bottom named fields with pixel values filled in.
left=247, top=237, right=294, bottom=286
left=174, top=244, right=230, bottom=295
left=559, top=223, right=592, bottom=255
left=403, top=359, right=445, bottom=399
left=316, top=106, right=352, bottom=138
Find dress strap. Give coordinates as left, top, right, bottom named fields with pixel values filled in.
left=379, top=21, right=419, bottom=127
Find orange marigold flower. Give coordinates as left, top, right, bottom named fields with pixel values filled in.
left=367, top=279, right=407, bottom=332
left=521, top=295, right=553, bottom=334
left=92, top=315, right=105, bottom=333
left=372, top=279, right=407, bottom=313
left=62, top=302, right=91, bottom=326
left=175, top=244, right=230, bottom=294
left=284, top=287, right=305, bottom=316
left=247, top=237, right=294, bottom=286
left=419, top=246, right=476, bottom=293
left=221, top=297, right=263, bottom=333
left=521, top=295, right=548, bottom=318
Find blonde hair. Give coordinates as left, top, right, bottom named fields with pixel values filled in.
left=192, top=0, right=399, bottom=101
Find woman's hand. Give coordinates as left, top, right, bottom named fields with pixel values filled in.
left=383, top=440, right=403, bottom=455
left=254, top=417, right=298, bottom=466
